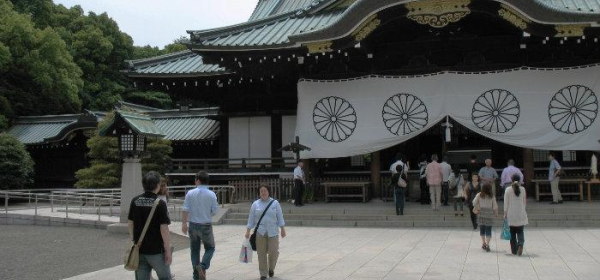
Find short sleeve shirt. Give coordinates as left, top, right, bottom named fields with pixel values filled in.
left=128, top=192, right=170, bottom=254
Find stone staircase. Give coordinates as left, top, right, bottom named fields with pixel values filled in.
left=222, top=200, right=600, bottom=228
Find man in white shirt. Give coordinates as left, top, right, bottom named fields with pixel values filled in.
left=440, top=156, right=452, bottom=206
left=293, top=160, right=305, bottom=207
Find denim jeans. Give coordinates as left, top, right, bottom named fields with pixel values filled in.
left=480, top=225, right=492, bottom=237
left=189, top=223, right=215, bottom=280
left=441, top=182, right=449, bottom=205
left=453, top=197, right=464, bottom=212
left=135, top=253, right=172, bottom=280
left=509, top=226, right=525, bottom=254
left=394, top=187, right=405, bottom=214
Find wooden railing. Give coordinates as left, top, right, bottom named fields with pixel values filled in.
left=170, top=157, right=296, bottom=171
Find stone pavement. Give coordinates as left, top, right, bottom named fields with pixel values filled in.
left=64, top=225, right=600, bottom=280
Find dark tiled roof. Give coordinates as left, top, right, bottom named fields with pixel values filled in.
left=124, top=50, right=228, bottom=77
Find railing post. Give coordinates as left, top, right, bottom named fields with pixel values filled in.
left=65, top=195, right=69, bottom=219
left=50, top=193, right=54, bottom=212
left=34, top=195, right=38, bottom=216
left=109, top=197, right=113, bottom=217
left=79, top=196, right=83, bottom=215
left=97, top=198, right=101, bottom=221
left=5, top=192, right=8, bottom=215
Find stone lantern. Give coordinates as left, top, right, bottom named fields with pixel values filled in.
left=99, top=110, right=164, bottom=223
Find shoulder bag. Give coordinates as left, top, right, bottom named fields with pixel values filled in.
left=124, top=198, right=160, bottom=271
left=397, top=174, right=407, bottom=188
left=249, top=199, right=275, bottom=251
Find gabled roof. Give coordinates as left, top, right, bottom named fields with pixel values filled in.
left=101, top=110, right=165, bottom=137
left=7, top=114, right=97, bottom=145
left=123, top=50, right=229, bottom=77
left=187, top=0, right=600, bottom=51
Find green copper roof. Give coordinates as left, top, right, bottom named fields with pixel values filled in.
left=116, top=110, right=165, bottom=137
left=193, top=9, right=344, bottom=49
left=154, top=117, right=219, bottom=141
left=249, top=0, right=316, bottom=21
left=539, top=0, right=600, bottom=13
left=7, top=115, right=80, bottom=144
left=187, top=0, right=600, bottom=51
left=124, top=51, right=228, bottom=77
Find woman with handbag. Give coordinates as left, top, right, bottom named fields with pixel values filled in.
left=449, top=169, right=466, bottom=216
left=504, top=174, right=528, bottom=256
left=472, top=183, right=498, bottom=252
left=245, top=185, right=286, bottom=280
left=465, top=174, right=481, bottom=230
left=391, top=165, right=407, bottom=215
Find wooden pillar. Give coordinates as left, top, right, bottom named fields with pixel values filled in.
left=523, top=148, right=534, bottom=195
left=371, top=151, right=381, bottom=199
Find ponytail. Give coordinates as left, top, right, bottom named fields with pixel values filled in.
left=512, top=181, right=521, bottom=197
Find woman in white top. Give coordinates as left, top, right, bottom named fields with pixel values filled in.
left=504, top=174, right=528, bottom=256
left=245, top=185, right=286, bottom=280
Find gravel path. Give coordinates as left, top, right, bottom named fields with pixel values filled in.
left=0, top=225, right=189, bottom=280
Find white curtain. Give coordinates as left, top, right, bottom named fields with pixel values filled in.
left=295, top=65, right=600, bottom=159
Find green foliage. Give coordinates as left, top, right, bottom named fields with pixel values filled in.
left=142, top=138, right=173, bottom=175
left=0, top=0, right=84, bottom=116
left=0, top=133, right=34, bottom=189
left=123, top=91, right=173, bottom=109
left=74, top=161, right=121, bottom=189
left=0, top=115, right=8, bottom=131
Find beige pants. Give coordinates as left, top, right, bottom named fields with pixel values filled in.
left=429, top=184, right=441, bottom=210
left=256, top=234, right=280, bottom=277
left=551, top=178, right=562, bottom=202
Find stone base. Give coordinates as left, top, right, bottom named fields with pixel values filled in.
left=107, top=222, right=129, bottom=234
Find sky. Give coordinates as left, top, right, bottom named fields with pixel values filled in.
left=53, top=0, right=259, bottom=48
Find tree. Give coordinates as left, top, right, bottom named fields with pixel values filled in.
left=0, top=0, right=84, bottom=116
left=123, top=91, right=173, bottom=109
left=0, top=133, right=34, bottom=189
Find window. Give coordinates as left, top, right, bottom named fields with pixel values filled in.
left=351, top=155, right=365, bottom=167
left=533, top=150, right=548, bottom=162
left=562, top=150, right=576, bottom=162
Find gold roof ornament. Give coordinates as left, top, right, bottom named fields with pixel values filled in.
left=555, top=24, right=588, bottom=37
left=498, top=4, right=530, bottom=30
left=405, top=0, right=471, bottom=28
left=305, top=41, right=333, bottom=53
left=352, top=14, right=381, bottom=42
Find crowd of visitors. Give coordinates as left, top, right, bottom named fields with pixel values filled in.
left=125, top=152, right=556, bottom=279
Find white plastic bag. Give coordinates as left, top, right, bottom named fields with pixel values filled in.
left=239, top=239, right=253, bottom=263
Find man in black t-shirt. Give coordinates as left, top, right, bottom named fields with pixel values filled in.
left=128, top=171, right=172, bottom=280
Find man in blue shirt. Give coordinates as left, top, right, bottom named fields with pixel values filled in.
left=182, top=171, right=218, bottom=280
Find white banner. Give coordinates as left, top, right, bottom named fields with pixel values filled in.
left=295, top=65, right=600, bottom=159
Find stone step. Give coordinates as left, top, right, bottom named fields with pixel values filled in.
left=223, top=217, right=600, bottom=228
left=228, top=205, right=600, bottom=216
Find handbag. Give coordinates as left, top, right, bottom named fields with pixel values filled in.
left=397, top=175, right=407, bottom=188
left=124, top=198, right=160, bottom=271
left=501, top=219, right=511, bottom=240
left=249, top=199, right=275, bottom=251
